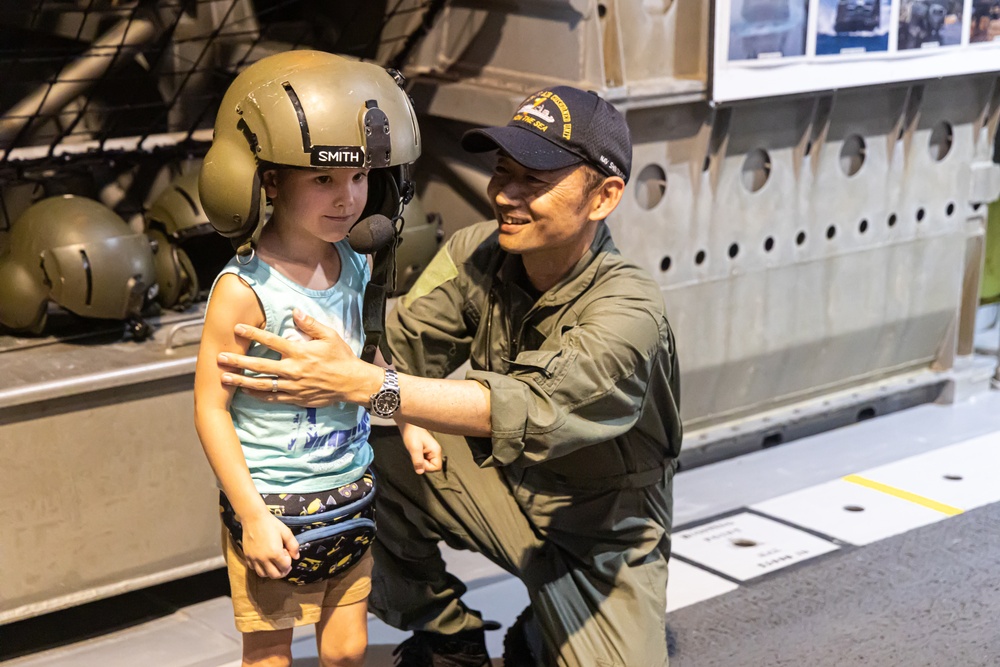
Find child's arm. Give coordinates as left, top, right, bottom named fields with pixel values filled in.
left=395, top=419, right=444, bottom=474
left=372, top=346, right=444, bottom=474
left=193, top=274, right=300, bottom=579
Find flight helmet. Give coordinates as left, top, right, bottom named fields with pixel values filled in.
left=146, top=168, right=232, bottom=309
left=0, top=195, right=157, bottom=337
left=199, top=50, right=421, bottom=259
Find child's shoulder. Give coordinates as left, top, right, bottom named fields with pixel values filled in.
left=204, top=271, right=264, bottom=327
left=334, top=239, right=371, bottom=280
left=213, top=270, right=256, bottom=295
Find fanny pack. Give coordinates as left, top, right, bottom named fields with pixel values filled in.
left=220, top=471, right=377, bottom=586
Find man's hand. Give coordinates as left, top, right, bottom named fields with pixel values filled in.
left=399, top=422, right=444, bottom=474
left=241, top=513, right=301, bottom=579
left=218, top=309, right=380, bottom=407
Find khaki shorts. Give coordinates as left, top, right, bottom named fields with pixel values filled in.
left=222, top=527, right=372, bottom=633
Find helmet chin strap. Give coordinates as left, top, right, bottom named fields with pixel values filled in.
left=351, top=212, right=402, bottom=364
left=351, top=167, right=413, bottom=365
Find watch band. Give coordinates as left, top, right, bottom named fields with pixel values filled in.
left=369, top=368, right=401, bottom=418
left=382, top=368, right=399, bottom=392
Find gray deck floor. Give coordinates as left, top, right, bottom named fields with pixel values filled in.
left=3, top=320, right=1000, bottom=666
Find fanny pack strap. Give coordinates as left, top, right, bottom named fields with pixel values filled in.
left=219, top=470, right=379, bottom=585
left=220, top=471, right=377, bottom=541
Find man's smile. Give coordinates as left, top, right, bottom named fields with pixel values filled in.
left=499, top=214, right=530, bottom=226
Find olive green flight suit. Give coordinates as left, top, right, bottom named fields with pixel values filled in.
left=369, top=220, right=682, bottom=667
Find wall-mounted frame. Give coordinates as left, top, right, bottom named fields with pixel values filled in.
left=711, top=0, right=1000, bottom=103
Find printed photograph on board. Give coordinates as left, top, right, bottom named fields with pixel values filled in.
left=728, top=0, right=809, bottom=61
left=970, top=0, right=1000, bottom=43
left=898, top=0, right=964, bottom=49
left=816, top=0, right=893, bottom=55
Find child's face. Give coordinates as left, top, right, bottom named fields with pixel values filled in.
left=264, top=167, right=369, bottom=243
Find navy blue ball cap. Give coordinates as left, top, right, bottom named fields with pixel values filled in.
left=461, top=86, right=632, bottom=183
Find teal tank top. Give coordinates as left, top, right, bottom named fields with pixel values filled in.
left=208, top=240, right=373, bottom=493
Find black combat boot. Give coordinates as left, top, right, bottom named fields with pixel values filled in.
left=392, top=628, right=491, bottom=667
left=502, top=606, right=539, bottom=666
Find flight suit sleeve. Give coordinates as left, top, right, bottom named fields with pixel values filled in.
left=386, top=241, right=473, bottom=379
left=465, top=290, right=670, bottom=466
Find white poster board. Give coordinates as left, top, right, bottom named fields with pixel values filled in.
left=712, top=0, right=1000, bottom=103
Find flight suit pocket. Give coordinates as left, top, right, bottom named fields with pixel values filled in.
left=507, top=348, right=575, bottom=393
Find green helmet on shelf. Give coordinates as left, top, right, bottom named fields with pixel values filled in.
left=146, top=168, right=232, bottom=309
left=0, top=195, right=157, bottom=336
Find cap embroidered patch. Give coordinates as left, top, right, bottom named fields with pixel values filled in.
left=460, top=85, right=631, bottom=182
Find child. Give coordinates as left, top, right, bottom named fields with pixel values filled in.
left=193, top=51, right=436, bottom=667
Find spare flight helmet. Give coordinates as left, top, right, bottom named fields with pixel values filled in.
left=146, top=168, right=232, bottom=309
left=199, top=50, right=421, bottom=259
left=392, top=192, right=443, bottom=297
left=0, top=195, right=157, bottom=337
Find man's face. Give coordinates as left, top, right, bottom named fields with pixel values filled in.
left=486, top=155, right=599, bottom=259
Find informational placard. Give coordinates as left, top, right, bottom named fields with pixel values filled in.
left=672, top=512, right=839, bottom=581
left=712, top=0, right=1000, bottom=103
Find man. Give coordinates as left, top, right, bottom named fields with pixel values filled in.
left=219, top=85, right=683, bottom=666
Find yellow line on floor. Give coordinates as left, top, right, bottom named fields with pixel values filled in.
left=842, top=474, right=963, bottom=516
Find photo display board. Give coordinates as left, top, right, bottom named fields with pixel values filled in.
left=712, top=0, right=1000, bottom=102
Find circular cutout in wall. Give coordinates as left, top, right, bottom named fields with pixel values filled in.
left=839, top=135, right=866, bottom=177
left=634, top=163, right=667, bottom=210
left=741, top=148, right=771, bottom=193
left=929, top=121, right=953, bottom=162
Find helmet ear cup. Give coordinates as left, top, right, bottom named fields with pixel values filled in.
left=362, top=169, right=393, bottom=221
left=173, top=246, right=199, bottom=310
left=149, top=227, right=198, bottom=309
left=200, top=137, right=263, bottom=245
left=0, top=261, right=49, bottom=334
left=362, top=166, right=413, bottom=220
left=149, top=228, right=181, bottom=307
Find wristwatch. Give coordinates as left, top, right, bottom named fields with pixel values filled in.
left=369, top=368, right=401, bottom=418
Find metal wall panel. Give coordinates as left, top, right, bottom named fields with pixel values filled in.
left=399, top=1, right=1000, bottom=431
left=0, top=375, right=219, bottom=623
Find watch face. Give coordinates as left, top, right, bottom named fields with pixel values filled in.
left=372, top=390, right=400, bottom=417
